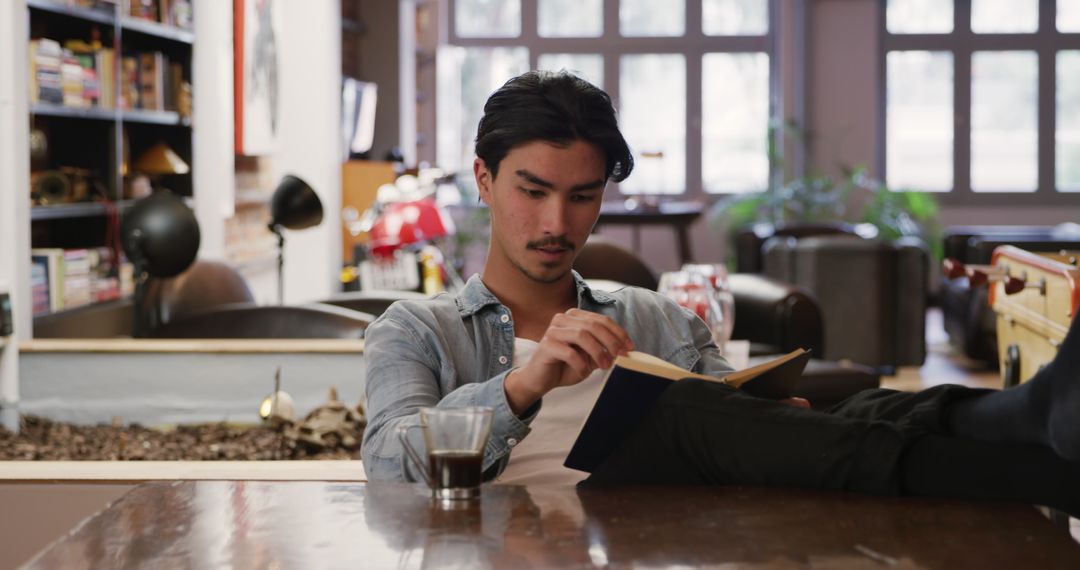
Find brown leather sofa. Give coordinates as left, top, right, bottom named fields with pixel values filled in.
left=319, top=289, right=429, bottom=317
left=146, top=303, right=374, bottom=339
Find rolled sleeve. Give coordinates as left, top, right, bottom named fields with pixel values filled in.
left=361, top=314, right=539, bottom=482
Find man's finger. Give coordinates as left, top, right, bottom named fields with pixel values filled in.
left=563, top=309, right=635, bottom=354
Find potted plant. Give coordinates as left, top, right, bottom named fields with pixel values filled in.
left=709, top=121, right=942, bottom=263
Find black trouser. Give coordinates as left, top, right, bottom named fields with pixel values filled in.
left=583, top=380, right=1080, bottom=515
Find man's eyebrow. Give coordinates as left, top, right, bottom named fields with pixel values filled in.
left=515, top=169, right=605, bottom=192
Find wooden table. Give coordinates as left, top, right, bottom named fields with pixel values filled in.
left=23, top=481, right=1080, bottom=569
left=595, top=201, right=704, bottom=265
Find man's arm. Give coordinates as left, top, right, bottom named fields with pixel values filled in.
left=361, top=313, right=536, bottom=482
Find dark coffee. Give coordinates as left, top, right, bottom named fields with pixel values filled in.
left=428, top=450, right=482, bottom=489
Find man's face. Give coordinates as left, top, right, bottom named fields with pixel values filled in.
left=476, top=140, right=606, bottom=285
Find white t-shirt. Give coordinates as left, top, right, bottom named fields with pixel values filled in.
left=494, top=338, right=607, bottom=486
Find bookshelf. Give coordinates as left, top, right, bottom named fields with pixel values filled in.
left=26, top=0, right=194, bottom=334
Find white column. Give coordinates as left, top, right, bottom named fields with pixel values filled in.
left=0, top=0, right=31, bottom=431
left=191, top=0, right=236, bottom=260
left=273, top=0, right=342, bottom=303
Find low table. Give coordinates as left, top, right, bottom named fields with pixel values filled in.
left=23, top=481, right=1080, bottom=568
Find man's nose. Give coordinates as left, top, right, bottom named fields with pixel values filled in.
left=540, top=196, right=569, bottom=235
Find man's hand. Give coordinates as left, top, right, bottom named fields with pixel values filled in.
left=504, top=309, right=634, bottom=415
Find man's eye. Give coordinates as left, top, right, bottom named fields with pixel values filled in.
left=571, top=194, right=597, bottom=202
left=522, top=188, right=545, bottom=198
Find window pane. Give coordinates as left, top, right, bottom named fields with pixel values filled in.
left=436, top=46, right=529, bottom=183
left=539, top=0, right=602, bottom=37
left=886, top=0, right=953, bottom=34
left=455, top=0, right=521, bottom=38
left=536, top=54, right=604, bottom=89
left=971, top=0, right=1038, bottom=34
left=1060, top=1, right=1080, bottom=32
left=971, top=51, right=1038, bottom=192
left=1058, top=51, right=1080, bottom=191
left=702, top=53, right=769, bottom=193
left=620, top=0, right=685, bottom=37
left=619, top=55, right=686, bottom=194
left=703, top=0, right=768, bottom=36
left=886, top=51, right=953, bottom=192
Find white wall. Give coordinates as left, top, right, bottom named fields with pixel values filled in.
left=0, top=0, right=30, bottom=431
left=191, top=0, right=342, bottom=303
left=273, top=0, right=343, bottom=303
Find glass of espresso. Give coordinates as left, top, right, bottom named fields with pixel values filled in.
left=399, top=406, right=494, bottom=500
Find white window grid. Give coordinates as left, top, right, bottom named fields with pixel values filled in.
left=879, top=0, right=1080, bottom=205
left=441, top=0, right=781, bottom=199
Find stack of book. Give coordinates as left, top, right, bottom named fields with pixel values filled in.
left=30, top=247, right=129, bottom=316
left=28, top=38, right=63, bottom=105
left=29, top=37, right=115, bottom=109
left=120, top=51, right=186, bottom=113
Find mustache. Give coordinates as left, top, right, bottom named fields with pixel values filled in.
left=527, top=236, right=576, bottom=251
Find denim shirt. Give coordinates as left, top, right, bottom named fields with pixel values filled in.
left=361, top=271, right=733, bottom=482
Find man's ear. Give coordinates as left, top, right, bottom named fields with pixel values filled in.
left=474, top=158, right=493, bottom=205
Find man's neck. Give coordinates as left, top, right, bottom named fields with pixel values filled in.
left=481, top=261, right=577, bottom=341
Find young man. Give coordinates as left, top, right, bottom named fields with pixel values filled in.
left=362, top=71, right=1080, bottom=515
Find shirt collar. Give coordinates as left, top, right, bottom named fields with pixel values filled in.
left=454, top=270, right=616, bottom=317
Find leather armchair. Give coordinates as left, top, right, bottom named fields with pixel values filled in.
left=728, top=273, right=824, bottom=357
left=763, top=235, right=929, bottom=371
left=574, top=234, right=660, bottom=290
left=141, top=260, right=255, bottom=331
left=734, top=222, right=870, bottom=274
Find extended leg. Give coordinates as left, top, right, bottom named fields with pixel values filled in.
left=585, top=379, right=1080, bottom=516
left=948, top=312, right=1080, bottom=462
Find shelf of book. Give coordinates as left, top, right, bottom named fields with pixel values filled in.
left=30, top=102, right=117, bottom=121
left=122, top=108, right=190, bottom=126
left=31, top=200, right=133, bottom=221
left=120, top=17, right=194, bottom=44
left=31, top=103, right=190, bottom=127
left=27, top=0, right=115, bottom=26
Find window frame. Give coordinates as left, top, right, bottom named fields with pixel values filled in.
left=443, top=0, right=781, bottom=199
left=878, top=0, right=1080, bottom=206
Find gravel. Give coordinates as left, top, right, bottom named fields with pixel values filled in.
left=0, top=416, right=361, bottom=461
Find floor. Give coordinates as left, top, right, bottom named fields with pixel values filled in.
left=882, top=308, right=1001, bottom=393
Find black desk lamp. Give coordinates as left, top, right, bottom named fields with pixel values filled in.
left=268, top=174, right=323, bottom=304
left=121, top=190, right=201, bottom=337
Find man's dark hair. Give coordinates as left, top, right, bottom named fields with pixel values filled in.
left=475, top=70, right=633, bottom=183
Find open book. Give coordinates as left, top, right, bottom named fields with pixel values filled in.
left=563, top=348, right=810, bottom=473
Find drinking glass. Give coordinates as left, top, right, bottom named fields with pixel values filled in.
left=399, top=406, right=493, bottom=501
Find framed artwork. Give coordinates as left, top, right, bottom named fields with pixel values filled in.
left=234, top=0, right=281, bottom=155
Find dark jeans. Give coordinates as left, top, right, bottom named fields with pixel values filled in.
left=584, top=379, right=988, bottom=495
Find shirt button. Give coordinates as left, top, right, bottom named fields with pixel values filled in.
left=498, top=356, right=508, bottom=365
left=507, top=438, right=518, bottom=447
left=500, top=314, right=510, bottom=323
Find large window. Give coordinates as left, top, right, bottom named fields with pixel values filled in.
left=438, top=0, right=777, bottom=197
left=883, top=0, right=1080, bottom=201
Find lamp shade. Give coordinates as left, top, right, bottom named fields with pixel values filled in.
left=367, top=199, right=454, bottom=257
left=270, top=175, right=323, bottom=230
left=121, top=191, right=200, bottom=278
left=133, top=142, right=190, bottom=175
